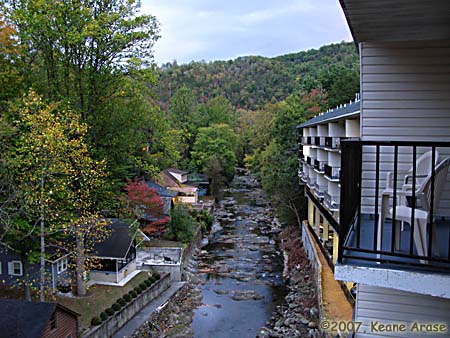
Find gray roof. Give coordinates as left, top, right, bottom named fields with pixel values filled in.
left=146, top=180, right=178, bottom=197
left=0, top=300, right=78, bottom=338
left=93, top=219, right=135, bottom=259
left=297, top=101, right=360, bottom=128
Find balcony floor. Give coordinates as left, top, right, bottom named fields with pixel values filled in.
left=342, top=214, right=450, bottom=273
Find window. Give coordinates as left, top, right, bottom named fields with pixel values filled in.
left=57, top=257, right=68, bottom=274
left=8, top=261, right=22, bottom=276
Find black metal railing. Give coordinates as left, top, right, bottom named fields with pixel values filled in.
left=324, top=164, right=340, bottom=180
left=338, top=139, right=450, bottom=272
left=313, top=183, right=326, bottom=199
left=313, top=136, right=321, bottom=146
left=318, top=137, right=326, bottom=147
left=298, top=144, right=304, bottom=158
left=301, top=136, right=312, bottom=145
left=306, top=156, right=313, bottom=166
left=314, top=159, right=327, bottom=172
left=325, top=137, right=346, bottom=149
left=306, top=176, right=316, bottom=188
left=324, top=191, right=340, bottom=211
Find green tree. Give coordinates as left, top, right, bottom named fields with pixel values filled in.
left=166, top=204, right=196, bottom=243
left=168, top=86, right=197, bottom=130
left=204, top=155, right=226, bottom=200
left=196, top=96, right=235, bottom=127
left=260, top=141, right=305, bottom=225
left=191, top=124, right=239, bottom=181
left=167, top=86, right=198, bottom=163
left=6, top=0, right=163, bottom=182
left=7, top=0, right=160, bottom=114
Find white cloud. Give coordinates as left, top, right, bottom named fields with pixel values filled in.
left=239, top=0, right=315, bottom=25
left=139, top=0, right=352, bottom=64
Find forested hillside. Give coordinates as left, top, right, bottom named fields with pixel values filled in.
left=157, top=42, right=359, bottom=111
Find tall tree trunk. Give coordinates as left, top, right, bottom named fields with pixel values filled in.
left=22, top=257, right=32, bottom=301
left=75, top=230, right=86, bottom=296
left=39, top=172, right=45, bottom=302
left=288, top=198, right=302, bottom=229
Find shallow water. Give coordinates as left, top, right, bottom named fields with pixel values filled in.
left=192, top=174, right=287, bottom=338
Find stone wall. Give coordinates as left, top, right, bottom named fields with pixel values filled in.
left=181, top=225, right=203, bottom=271
left=82, top=273, right=171, bottom=338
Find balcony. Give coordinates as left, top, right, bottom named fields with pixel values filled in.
left=301, top=136, right=312, bottom=145
left=298, top=168, right=308, bottom=183
left=314, top=159, right=327, bottom=173
left=324, top=191, right=340, bottom=212
left=324, top=136, right=347, bottom=150
left=312, top=136, right=326, bottom=147
left=324, top=164, right=340, bottom=181
left=306, top=156, right=313, bottom=166
left=337, top=139, right=450, bottom=274
left=312, top=183, right=327, bottom=200
left=306, top=176, right=316, bottom=189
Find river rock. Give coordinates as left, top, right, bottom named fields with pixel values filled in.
left=231, top=290, right=265, bottom=301
left=211, top=221, right=223, bottom=233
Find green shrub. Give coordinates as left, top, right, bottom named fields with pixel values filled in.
left=130, top=290, right=137, bottom=298
left=147, top=276, right=155, bottom=284
left=153, top=272, right=161, bottom=280
left=91, top=317, right=102, bottom=326
left=100, top=312, right=108, bottom=321
left=134, top=286, right=142, bottom=294
left=198, top=210, right=213, bottom=233
left=123, top=293, right=132, bottom=302
left=166, top=204, right=196, bottom=243
left=144, top=279, right=152, bottom=287
left=139, top=282, right=147, bottom=290
left=118, top=298, right=127, bottom=306
left=105, top=308, right=115, bottom=316
left=112, top=303, right=121, bottom=311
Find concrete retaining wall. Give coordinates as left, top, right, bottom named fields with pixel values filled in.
left=301, top=221, right=325, bottom=323
left=141, top=263, right=181, bottom=282
left=82, top=273, right=171, bottom=338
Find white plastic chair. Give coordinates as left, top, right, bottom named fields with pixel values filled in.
left=389, top=158, right=449, bottom=260
left=385, top=150, right=440, bottom=191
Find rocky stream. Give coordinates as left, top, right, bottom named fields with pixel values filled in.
left=132, top=170, right=321, bottom=338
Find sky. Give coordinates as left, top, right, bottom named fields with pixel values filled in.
left=139, top=0, right=353, bottom=65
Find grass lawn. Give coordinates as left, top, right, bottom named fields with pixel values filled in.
left=57, top=271, right=152, bottom=331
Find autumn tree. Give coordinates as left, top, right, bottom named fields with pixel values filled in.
left=0, top=13, right=22, bottom=108
left=6, top=91, right=108, bottom=297
left=123, top=178, right=166, bottom=223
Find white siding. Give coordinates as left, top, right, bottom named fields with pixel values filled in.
left=360, top=41, right=450, bottom=216
left=355, top=284, right=450, bottom=338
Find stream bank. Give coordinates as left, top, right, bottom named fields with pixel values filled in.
left=132, top=171, right=321, bottom=338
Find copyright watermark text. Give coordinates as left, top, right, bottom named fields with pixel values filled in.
left=320, top=320, right=448, bottom=334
